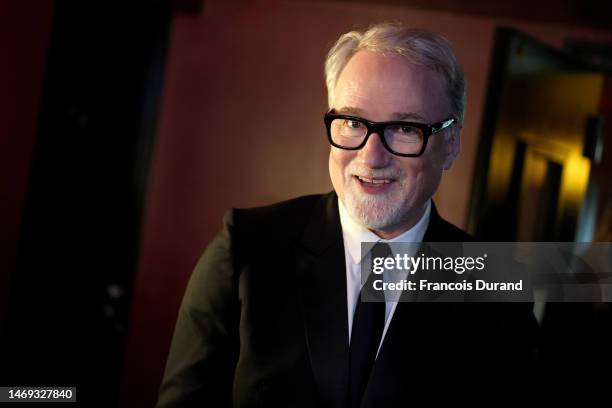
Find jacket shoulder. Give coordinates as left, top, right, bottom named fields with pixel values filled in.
left=427, top=202, right=475, bottom=242
left=435, top=218, right=475, bottom=242
left=229, top=193, right=329, bottom=241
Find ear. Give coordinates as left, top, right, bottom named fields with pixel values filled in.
left=442, top=123, right=461, bottom=170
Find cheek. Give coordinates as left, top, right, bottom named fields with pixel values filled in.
left=408, top=157, right=444, bottom=197
left=402, top=140, right=446, bottom=180
left=329, top=150, right=346, bottom=188
left=329, top=149, right=356, bottom=199
left=397, top=158, right=441, bottom=193
left=397, top=159, right=423, bottom=181
left=427, top=137, right=449, bottom=167
left=329, top=149, right=350, bottom=175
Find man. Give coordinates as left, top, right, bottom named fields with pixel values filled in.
left=157, top=23, right=537, bottom=408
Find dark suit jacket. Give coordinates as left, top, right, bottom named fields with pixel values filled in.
left=157, top=192, right=538, bottom=408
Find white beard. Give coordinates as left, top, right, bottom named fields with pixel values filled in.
left=342, top=164, right=410, bottom=230
left=343, top=187, right=406, bottom=230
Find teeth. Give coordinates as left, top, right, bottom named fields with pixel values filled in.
left=358, top=176, right=391, bottom=184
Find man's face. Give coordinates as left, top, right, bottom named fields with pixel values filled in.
left=329, top=50, right=460, bottom=238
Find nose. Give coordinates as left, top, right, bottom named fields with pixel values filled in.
left=357, top=132, right=392, bottom=168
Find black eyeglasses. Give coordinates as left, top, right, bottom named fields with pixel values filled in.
left=324, top=110, right=456, bottom=157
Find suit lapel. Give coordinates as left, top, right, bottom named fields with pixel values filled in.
left=296, top=192, right=350, bottom=408
left=422, top=202, right=446, bottom=242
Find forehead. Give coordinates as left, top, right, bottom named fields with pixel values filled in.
left=333, top=50, right=449, bottom=122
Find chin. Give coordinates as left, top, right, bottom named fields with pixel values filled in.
left=344, top=191, right=404, bottom=231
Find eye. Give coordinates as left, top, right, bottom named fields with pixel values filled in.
left=397, top=126, right=418, bottom=134
left=385, top=125, right=423, bottom=143
left=345, top=119, right=362, bottom=129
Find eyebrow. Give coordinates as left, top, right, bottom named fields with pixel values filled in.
left=335, top=106, right=426, bottom=122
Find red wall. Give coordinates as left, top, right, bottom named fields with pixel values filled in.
left=120, top=1, right=612, bottom=406
left=0, top=1, right=54, bottom=328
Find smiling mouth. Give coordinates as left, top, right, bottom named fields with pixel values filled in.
left=354, top=175, right=394, bottom=185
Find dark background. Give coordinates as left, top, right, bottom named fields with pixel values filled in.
left=1, top=1, right=611, bottom=407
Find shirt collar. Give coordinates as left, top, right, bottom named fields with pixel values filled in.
left=338, top=198, right=431, bottom=265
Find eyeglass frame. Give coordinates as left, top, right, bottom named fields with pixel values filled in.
left=323, top=110, right=456, bottom=157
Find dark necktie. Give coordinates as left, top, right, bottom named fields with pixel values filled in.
left=349, top=242, right=390, bottom=408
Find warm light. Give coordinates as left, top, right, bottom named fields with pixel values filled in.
left=487, top=131, right=516, bottom=201
left=558, top=152, right=591, bottom=218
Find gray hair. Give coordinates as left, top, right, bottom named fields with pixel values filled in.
left=325, top=22, right=466, bottom=122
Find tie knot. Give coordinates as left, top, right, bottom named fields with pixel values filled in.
left=371, top=242, right=392, bottom=261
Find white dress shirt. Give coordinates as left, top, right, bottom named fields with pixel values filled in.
left=338, top=199, right=431, bottom=355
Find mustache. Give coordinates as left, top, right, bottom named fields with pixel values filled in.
left=346, top=165, right=403, bottom=179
